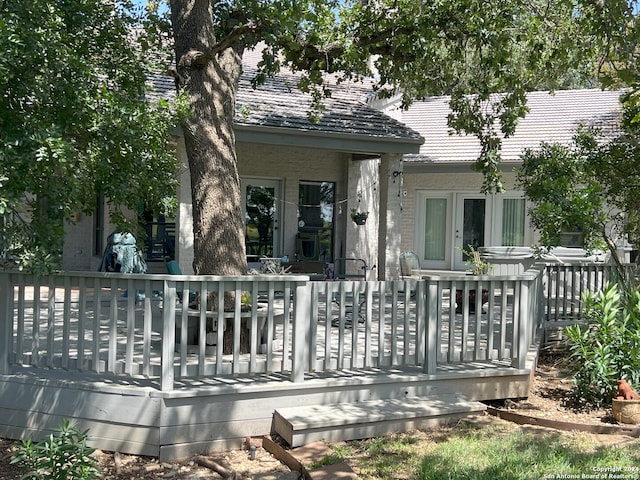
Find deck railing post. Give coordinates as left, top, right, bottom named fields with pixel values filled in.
left=0, top=273, right=11, bottom=374
left=160, top=280, right=177, bottom=391
left=414, top=279, right=425, bottom=366
left=535, top=268, right=544, bottom=327
left=514, top=276, right=530, bottom=369
left=291, top=281, right=310, bottom=383
left=423, top=278, right=438, bottom=375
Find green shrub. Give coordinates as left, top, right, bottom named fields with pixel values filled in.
left=565, top=282, right=640, bottom=409
left=11, top=419, right=99, bottom=480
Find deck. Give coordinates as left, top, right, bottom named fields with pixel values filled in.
left=0, top=264, right=615, bottom=459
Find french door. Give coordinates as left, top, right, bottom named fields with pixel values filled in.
left=453, top=195, right=488, bottom=270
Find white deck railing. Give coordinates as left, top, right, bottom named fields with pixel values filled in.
left=541, top=263, right=631, bottom=324
left=1, top=267, right=544, bottom=390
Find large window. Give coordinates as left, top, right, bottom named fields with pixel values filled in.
left=423, top=197, right=447, bottom=261
left=244, top=182, right=277, bottom=258
left=501, top=198, right=526, bottom=246
left=297, top=181, right=334, bottom=261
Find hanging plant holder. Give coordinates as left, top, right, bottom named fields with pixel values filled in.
left=350, top=209, right=369, bottom=225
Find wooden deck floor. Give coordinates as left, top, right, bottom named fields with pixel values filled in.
left=0, top=357, right=534, bottom=460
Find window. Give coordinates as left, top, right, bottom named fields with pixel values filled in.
left=297, top=181, right=334, bottom=261
left=423, top=197, right=447, bottom=261
left=501, top=198, right=526, bottom=246
left=93, top=196, right=104, bottom=256
left=558, top=230, right=584, bottom=247
left=244, top=183, right=277, bottom=258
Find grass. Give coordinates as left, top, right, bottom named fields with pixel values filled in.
left=327, top=420, right=640, bottom=479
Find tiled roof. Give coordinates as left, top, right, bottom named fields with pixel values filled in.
left=401, top=89, right=623, bottom=164
left=146, top=57, right=422, bottom=144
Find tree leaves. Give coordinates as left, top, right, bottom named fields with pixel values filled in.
left=0, top=0, right=180, bottom=271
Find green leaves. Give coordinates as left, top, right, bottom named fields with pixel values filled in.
left=566, top=283, right=640, bottom=409
left=11, top=419, right=99, bottom=480
left=0, top=0, right=179, bottom=272
left=516, top=127, right=614, bottom=253
left=516, top=93, right=640, bottom=289
left=251, top=0, right=605, bottom=192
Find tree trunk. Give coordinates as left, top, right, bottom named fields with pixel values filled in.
left=170, top=0, right=249, bottom=352
left=170, top=0, right=247, bottom=278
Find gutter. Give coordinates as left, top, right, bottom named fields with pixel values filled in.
left=234, top=123, right=424, bottom=155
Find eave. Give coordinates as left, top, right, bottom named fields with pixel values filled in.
left=234, top=124, right=424, bottom=155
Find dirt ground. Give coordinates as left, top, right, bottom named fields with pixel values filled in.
left=494, top=353, right=619, bottom=427
left=0, top=437, right=298, bottom=480
left=1, top=354, right=637, bottom=479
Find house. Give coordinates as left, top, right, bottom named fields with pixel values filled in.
left=3, top=72, right=627, bottom=459
left=61, top=51, right=424, bottom=280
left=370, top=88, right=624, bottom=272
left=61, top=66, right=623, bottom=280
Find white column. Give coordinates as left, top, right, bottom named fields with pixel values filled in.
left=345, top=157, right=379, bottom=278
left=378, top=154, right=403, bottom=280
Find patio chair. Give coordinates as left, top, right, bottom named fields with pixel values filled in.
left=330, top=257, right=368, bottom=327
left=399, top=251, right=421, bottom=278
left=296, top=232, right=319, bottom=261
left=165, top=259, right=198, bottom=306
left=398, top=251, right=421, bottom=301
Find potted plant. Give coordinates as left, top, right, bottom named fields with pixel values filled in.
left=460, top=244, right=492, bottom=275
left=350, top=208, right=369, bottom=225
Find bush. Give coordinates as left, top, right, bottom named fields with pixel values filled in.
left=11, top=419, right=99, bottom=480
left=565, top=282, right=640, bottom=409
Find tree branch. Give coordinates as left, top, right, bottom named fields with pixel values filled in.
left=211, top=21, right=264, bottom=56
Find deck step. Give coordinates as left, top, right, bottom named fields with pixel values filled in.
left=273, top=395, right=486, bottom=447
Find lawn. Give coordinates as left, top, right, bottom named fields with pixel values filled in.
left=323, top=420, right=640, bottom=479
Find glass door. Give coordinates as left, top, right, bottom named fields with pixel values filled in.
left=454, top=196, right=487, bottom=270
left=297, top=181, right=334, bottom=261
left=241, top=178, right=281, bottom=260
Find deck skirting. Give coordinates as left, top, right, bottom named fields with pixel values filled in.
left=0, top=361, right=533, bottom=461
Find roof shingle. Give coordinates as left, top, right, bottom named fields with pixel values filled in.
left=146, top=55, right=422, bottom=144
left=401, top=89, right=623, bottom=164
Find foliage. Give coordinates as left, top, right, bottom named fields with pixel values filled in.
left=350, top=208, right=369, bottom=224
left=0, top=0, right=182, bottom=272
left=516, top=127, right=610, bottom=253
left=459, top=244, right=493, bottom=275
left=4, top=0, right=637, bottom=275
left=240, top=291, right=253, bottom=310
left=516, top=97, right=640, bottom=284
left=11, top=419, right=99, bottom=480
left=166, top=0, right=640, bottom=276
left=247, top=0, right=611, bottom=193
left=565, top=282, right=640, bottom=409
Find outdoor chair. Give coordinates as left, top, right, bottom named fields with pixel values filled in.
left=330, top=257, right=368, bottom=327
left=165, top=259, right=198, bottom=306
left=399, top=251, right=421, bottom=300
left=399, top=251, right=421, bottom=278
